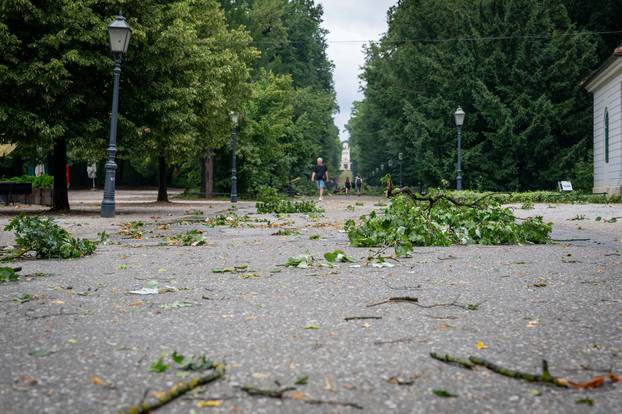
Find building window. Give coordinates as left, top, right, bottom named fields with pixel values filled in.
left=604, top=108, right=609, bottom=163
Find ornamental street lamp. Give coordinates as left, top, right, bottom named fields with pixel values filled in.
left=454, top=106, right=465, bottom=191
left=398, top=152, right=403, bottom=187
left=230, top=111, right=239, bottom=203
left=100, top=15, right=132, bottom=218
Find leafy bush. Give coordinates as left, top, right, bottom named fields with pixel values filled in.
left=345, top=193, right=551, bottom=256
left=2, top=174, right=54, bottom=188
left=4, top=215, right=96, bottom=259
left=449, top=190, right=620, bottom=204
left=255, top=187, right=323, bottom=214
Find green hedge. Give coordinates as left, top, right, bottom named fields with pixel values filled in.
left=1, top=174, right=54, bottom=189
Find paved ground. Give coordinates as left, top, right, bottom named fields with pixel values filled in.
left=0, top=190, right=621, bottom=413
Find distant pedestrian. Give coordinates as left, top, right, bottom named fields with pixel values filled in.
left=345, top=177, right=352, bottom=195
left=354, top=175, right=363, bottom=195
left=311, top=158, right=329, bottom=201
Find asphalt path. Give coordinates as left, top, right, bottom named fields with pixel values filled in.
left=1, top=191, right=621, bottom=413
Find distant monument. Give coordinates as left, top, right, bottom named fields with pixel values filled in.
left=340, top=141, right=351, bottom=171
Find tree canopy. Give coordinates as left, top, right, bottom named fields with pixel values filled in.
left=348, top=0, right=617, bottom=192
left=1, top=0, right=340, bottom=208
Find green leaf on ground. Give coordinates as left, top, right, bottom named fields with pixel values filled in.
left=433, top=389, right=457, bottom=398
left=150, top=354, right=170, bottom=373
left=576, top=398, right=593, bottom=406
left=286, top=254, right=314, bottom=268
left=324, top=250, right=353, bottom=263
left=0, top=267, right=19, bottom=283
left=171, top=351, right=185, bottom=365
left=295, top=375, right=309, bottom=385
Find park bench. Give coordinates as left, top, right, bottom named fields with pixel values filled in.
left=0, top=182, right=32, bottom=205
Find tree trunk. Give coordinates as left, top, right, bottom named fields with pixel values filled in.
left=199, top=152, right=214, bottom=198
left=51, top=137, right=70, bottom=211
left=157, top=156, right=169, bottom=202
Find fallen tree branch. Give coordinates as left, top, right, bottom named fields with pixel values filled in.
left=240, top=386, right=296, bottom=398
left=367, top=295, right=484, bottom=310
left=373, top=337, right=414, bottom=346
left=117, top=363, right=225, bottom=414
left=469, top=357, right=568, bottom=387
left=430, top=352, right=474, bottom=369
left=302, top=398, right=363, bottom=410
left=552, top=238, right=590, bottom=242
left=241, top=386, right=363, bottom=410
left=344, top=316, right=382, bottom=321
left=25, top=309, right=85, bottom=320
left=431, top=354, right=566, bottom=387
left=385, top=283, right=421, bottom=290
left=366, top=296, right=419, bottom=307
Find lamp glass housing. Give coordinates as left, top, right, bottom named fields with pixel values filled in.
left=230, top=111, right=239, bottom=125
left=108, top=16, right=132, bottom=54
left=454, top=106, right=465, bottom=127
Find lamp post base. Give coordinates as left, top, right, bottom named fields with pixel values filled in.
left=100, top=200, right=115, bottom=217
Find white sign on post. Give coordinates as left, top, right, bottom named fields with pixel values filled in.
left=558, top=181, right=573, bottom=192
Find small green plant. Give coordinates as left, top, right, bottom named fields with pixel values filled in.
left=309, top=234, right=321, bottom=240
left=346, top=205, right=355, bottom=212
left=4, top=215, right=96, bottom=259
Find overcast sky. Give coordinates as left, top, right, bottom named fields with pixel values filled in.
left=317, top=0, right=396, bottom=142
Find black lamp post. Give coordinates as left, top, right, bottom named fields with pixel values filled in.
left=454, top=106, right=465, bottom=191
left=100, top=15, right=131, bottom=218
left=230, top=111, right=239, bottom=203
left=398, top=152, right=403, bottom=187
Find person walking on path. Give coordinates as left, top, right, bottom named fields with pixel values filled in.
left=354, top=175, right=363, bottom=196
left=311, top=158, right=329, bottom=201
left=345, top=177, right=352, bottom=195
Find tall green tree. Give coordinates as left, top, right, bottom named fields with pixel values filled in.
left=0, top=0, right=113, bottom=210
left=221, top=0, right=340, bottom=192
left=120, top=0, right=256, bottom=201
left=349, top=0, right=599, bottom=191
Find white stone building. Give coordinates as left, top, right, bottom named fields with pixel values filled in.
left=340, top=141, right=351, bottom=171
left=583, top=45, right=622, bottom=195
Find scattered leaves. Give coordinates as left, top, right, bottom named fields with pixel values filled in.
left=286, top=254, right=314, bottom=268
